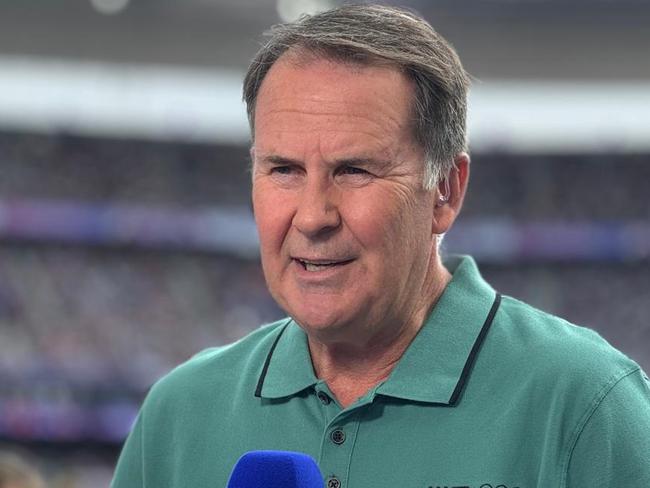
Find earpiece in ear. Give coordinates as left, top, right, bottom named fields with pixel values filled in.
left=435, top=178, right=450, bottom=207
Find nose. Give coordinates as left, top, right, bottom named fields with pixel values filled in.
left=292, top=179, right=341, bottom=238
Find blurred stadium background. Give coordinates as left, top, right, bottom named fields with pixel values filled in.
left=0, top=0, right=649, bottom=486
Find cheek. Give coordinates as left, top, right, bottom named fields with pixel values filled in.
left=344, top=187, right=418, bottom=241
left=343, top=200, right=405, bottom=265
left=252, top=187, right=289, bottom=253
left=344, top=189, right=434, bottom=266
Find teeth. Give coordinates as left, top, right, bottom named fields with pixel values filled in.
left=304, top=262, right=335, bottom=271
left=298, top=260, right=340, bottom=272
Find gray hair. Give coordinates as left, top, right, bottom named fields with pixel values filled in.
left=242, top=4, right=470, bottom=189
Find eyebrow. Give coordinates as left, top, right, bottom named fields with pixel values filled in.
left=258, top=155, right=301, bottom=166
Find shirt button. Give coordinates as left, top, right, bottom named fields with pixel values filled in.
left=330, top=429, right=346, bottom=445
left=326, top=476, right=341, bottom=488
left=317, top=391, right=331, bottom=405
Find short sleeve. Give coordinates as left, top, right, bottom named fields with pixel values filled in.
left=111, top=410, right=145, bottom=488
left=566, top=368, right=650, bottom=487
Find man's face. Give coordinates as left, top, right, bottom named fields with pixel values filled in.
left=252, top=56, right=439, bottom=344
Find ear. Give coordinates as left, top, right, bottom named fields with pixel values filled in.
left=432, top=152, right=470, bottom=234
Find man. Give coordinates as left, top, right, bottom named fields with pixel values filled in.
left=112, top=5, right=650, bottom=487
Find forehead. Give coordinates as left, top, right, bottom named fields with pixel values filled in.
left=253, top=56, right=415, bottom=151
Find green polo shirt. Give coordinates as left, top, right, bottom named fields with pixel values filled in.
left=112, top=256, right=650, bottom=488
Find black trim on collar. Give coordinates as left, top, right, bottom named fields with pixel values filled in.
left=254, top=321, right=290, bottom=398
left=448, top=292, right=502, bottom=406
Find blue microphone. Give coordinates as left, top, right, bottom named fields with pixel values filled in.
left=226, top=450, right=324, bottom=488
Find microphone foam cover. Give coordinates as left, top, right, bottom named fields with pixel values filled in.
left=226, top=450, right=323, bottom=488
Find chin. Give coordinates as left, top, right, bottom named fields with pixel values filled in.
left=292, top=308, right=340, bottom=331
left=272, top=285, right=362, bottom=335
left=287, top=303, right=351, bottom=338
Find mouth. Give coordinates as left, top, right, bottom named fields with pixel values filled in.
left=293, top=258, right=354, bottom=272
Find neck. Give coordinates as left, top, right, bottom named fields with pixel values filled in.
left=309, top=258, right=452, bottom=407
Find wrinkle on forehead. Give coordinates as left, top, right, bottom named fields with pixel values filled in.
left=257, top=97, right=408, bottom=135
left=255, top=108, right=405, bottom=147
left=255, top=56, right=415, bottom=131
left=253, top=56, right=423, bottom=170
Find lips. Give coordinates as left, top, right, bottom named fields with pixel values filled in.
left=293, top=257, right=354, bottom=272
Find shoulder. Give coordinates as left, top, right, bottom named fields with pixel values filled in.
left=565, top=366, right=650, bottom=487
left=488, top=294, right=642, bottom=399
left=479, top=294, right=648, bottom=482
left=143, top=318, right=290, bottom=409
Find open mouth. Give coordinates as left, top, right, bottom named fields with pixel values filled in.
left=294, top=258, right=353, bottom=272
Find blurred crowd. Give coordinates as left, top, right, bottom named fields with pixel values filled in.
left=0, top=132, right=251, bottom=207
left=0, top=244, right=278, bottom=382
left=0, top=245, right=280, bottom=441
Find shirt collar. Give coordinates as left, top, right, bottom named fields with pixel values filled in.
left=256, top=256, right=500, bottom=405
left=376, top=256, right=500, bottom=405
left=256, top=318, right=318, bottom=399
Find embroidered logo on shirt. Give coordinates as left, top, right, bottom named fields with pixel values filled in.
left=428, top=484, right=519, bottom=488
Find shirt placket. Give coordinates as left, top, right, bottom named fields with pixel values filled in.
left=314, top=381, right=373, bottom=488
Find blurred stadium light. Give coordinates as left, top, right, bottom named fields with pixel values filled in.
left=1, top=56, right=649, bottom=153
left=90, top=0, right=131, bottom=16
left=276, top=0, right=336, bottom=22
left=0, top=56, right=248, bottom=144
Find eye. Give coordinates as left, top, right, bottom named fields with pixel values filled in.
left=267, top=164, right=304, bottom=187
left=341, top=166, right=368, bottom=175
left=335, top=165, right=374, bottom=186
left=270, top=165, right=294, bottom=175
